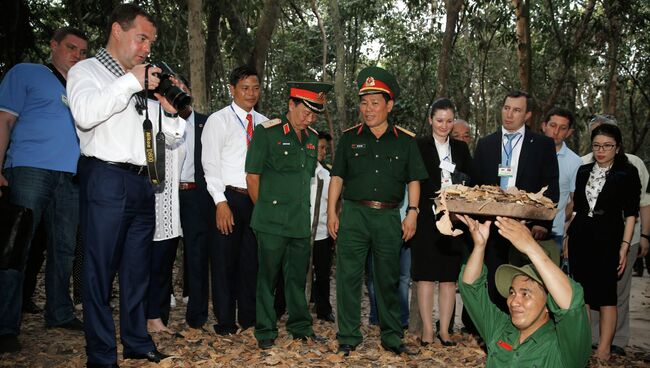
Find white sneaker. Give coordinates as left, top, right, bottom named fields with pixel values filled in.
left=170, top=294, right=177, bottom=308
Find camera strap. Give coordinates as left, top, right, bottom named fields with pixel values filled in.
left=142, top=65, right=164, bottom=186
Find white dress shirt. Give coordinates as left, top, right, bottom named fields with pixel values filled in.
left=202, top=102, right=268, bottom=204
left=310, top=162, right=331, bottom=241
left=180, top=111, right=195, bottom=182
left=67, top=58, right=185, bottom=165
left=433, top=136, right=453, bottom=182
left=501, top=124, right=526, bottom=189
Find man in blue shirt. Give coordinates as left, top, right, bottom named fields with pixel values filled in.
left=0, top=27, right=88, bottom=353
left=540, top=107, right=582, bottom=252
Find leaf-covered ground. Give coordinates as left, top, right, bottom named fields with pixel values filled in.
left=1, top=269, right=649, bottom=367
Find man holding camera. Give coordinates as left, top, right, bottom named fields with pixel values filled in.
left=67, top=4, right=185, bottom=367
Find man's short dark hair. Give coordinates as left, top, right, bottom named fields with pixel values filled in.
left=503, top=90, right=533, bottom=112
left=52, top=27, right=88, bottom=43
left=107, top=3, right=156, bottom=38
left=544, top=107, right=575, bottom=128
left=229, top=65, right=258, bottom=86
left=318, top=131, right=332, bottom=142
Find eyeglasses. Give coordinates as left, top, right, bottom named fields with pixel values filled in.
left=592, top=143, right=617, bottom=151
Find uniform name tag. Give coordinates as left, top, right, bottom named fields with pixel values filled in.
left=498, top=165, right=513, bottom=177
left=351, top=144, right=365, bottom=149
left=439, top=160, right=456, bottom=173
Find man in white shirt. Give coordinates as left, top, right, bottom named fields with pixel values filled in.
left=202, top=65, right=268, bottom=335
left=310, top=131, right=334, bottom=322
left=579, top=114, right=650, bottom=356
left=67, top=4, right=185, bottom=367
left=540, top=107, right=582, bottom=252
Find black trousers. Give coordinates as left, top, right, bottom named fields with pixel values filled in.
left=179, top=186, right=216, bottom=328
left=212, top=188, right=257, bottom=332
left=146, top=237, right=180, bottom=324
left=312, top=237, right=333, bottom=316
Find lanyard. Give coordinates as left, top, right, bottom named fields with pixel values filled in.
left=502, top=134, right=522, bottom=165
left=230, top=105, right=253, bottom=142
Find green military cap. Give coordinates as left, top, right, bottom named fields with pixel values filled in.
left=357, top=66, right=400, bottom=100
left=287, top=81, right=333, bottom=113
left=495, top=263, right=546, bottom=299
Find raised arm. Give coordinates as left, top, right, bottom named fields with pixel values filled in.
left=458, top=215, right=492, bottom=284
left=494, top=216, right=572, bottom=309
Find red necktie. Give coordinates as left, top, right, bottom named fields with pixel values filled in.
left=246, top=114, right=253, bottom=146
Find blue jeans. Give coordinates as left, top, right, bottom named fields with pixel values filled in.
left=0, top=167, right=78, bottom=335
left=367, top=244, right=411, bottom=327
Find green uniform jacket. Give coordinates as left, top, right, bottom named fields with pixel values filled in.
left=331, top=123, right=428, bottom=201
left=458, top=265, right=591, bottom=368
left=245, top=116, right=318, bottom=238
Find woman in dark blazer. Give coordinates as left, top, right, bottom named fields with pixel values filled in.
left=410, top=98, right=472, bottom=346
left=567, top=123, right=640, bottom=361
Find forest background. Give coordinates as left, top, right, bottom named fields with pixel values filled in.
left=2, top=0, right=649, bottom=164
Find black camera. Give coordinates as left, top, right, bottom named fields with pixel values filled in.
left=153, top=71, right=192, bottom=111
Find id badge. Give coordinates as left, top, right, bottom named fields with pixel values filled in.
left=441, top=177, right=453, bottom=188
left=439, top=160, right=456, bottom=173
left=498, top=164, right=513, bottom=177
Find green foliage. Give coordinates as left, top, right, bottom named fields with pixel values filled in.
left=5, top=0, right=648, bottom=162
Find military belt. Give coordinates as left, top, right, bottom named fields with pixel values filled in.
left=356, top=200, right=400, bottom=209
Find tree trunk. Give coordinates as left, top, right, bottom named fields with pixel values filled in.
left=329, top=0, right=347, bottom=138
left=187, top=0, right=208, bottom=114
left=511, top=0, right=532, bottom=93
left=540, top=0, right=596, bottom=121
left=603, top=0, right=622, bottom=115
left=248, top=0, right=282, bottom=90
left=434, top=0, right=462, bottom=98
left=204, top=0, right=224, bottom=109
left=310, top=0, right=336, bottom=147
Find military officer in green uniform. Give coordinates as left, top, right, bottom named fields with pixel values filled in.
left=246, top=81, right=332, bottom=349
left=327, top=67, right=428, bottom=356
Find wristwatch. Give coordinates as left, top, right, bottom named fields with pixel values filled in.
left=407, top=206, right=419, bottom=214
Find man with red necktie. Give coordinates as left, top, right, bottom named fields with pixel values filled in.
left=201, top=65, right=268, bottom=334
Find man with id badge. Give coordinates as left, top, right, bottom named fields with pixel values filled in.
left=471, top=90, right=559, bottom=312
left=202, top=65, right=267, bottom=334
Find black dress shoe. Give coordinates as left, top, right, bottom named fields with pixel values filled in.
left=49, top=317, right=84, bottom=331
left=258, top=338, right=275, bottom=350
left=381, top=343, right=418, bottom=356
left=87, top=362, right=119, bottom=368
left=294, top=334, right=328, bottom=343
left=337, top=344, right=356, bottom=356
left=417, top=338, right=432, bottom=347
left=610, top=345, right=626, bottom=356
left=0, top=334, right=21, bottom=353
left=22, top=300, right=42, bottom=314
left=317, top=313, right=335, bottom=322
left=123, top=349, right=170, bottom=363
left=437, top=334, right=457, bottom=347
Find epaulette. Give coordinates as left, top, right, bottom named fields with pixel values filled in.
left=395, top=125, right=416, bottom=138
left=342, top=123, right=362, bottom=133
left=307, top=126, right=318, bottom=135
left=261, top=118, right=282, bottom=128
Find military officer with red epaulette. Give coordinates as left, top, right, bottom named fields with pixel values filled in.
left=245, top=81, right=332, bottom=350
left=327, top=67, right=428, bottom=356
